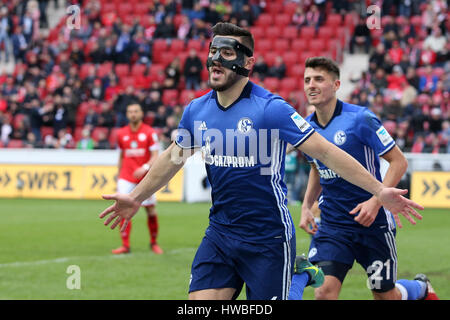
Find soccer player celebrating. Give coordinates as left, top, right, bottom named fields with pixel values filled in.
left=99, top=23, right=423, bottom=300
left=299, top=57, right=438, bottom=300
left=113, top=102, right=163, bottom=255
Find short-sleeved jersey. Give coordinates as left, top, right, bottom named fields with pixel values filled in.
left=305, top=100, right=396, bottom=233
left=117, top=123, right=159, bottom=184
left=176, top=81, right=315, bottom=243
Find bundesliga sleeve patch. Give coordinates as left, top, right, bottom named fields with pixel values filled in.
left=376, top=126, right=394, bottom=146
left=290, top=112, right=310, bottom=132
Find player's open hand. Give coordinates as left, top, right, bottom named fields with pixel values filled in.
left=349, top=196, right=382, bottom=227
left=99, top=193, right=141, bottom=232
left=299, top=206, right=318, bottom=235
left=377, top=188, right=424, bottom=228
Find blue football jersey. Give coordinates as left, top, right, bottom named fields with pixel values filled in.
left=304, top=100, right=397, bottom=233
left=176, top=81, right=315, bottom=243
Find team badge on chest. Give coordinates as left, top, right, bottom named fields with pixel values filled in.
left=334, top=130, right=347, bottom=145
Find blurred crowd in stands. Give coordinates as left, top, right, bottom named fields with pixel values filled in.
left=0, top=0, right=448, bottom=158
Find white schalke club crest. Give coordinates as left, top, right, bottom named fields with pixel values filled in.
left=334, top=130, right=347, bottom=145
left=308, top=248, right=317, bottom=259
left=237, top=117, right=253, bottom=134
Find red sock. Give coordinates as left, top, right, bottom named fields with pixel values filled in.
left=425, top=293, right=439, bottom=300
left=119, top=219, right=132, bottom=248
left=147, top=215, right=159, bottom=245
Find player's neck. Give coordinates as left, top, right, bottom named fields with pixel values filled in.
left=129, top=121, right=142, bottom=132
left=315, top=97, right=338, bottom=127
left=216, top=77, right=248, bottom=108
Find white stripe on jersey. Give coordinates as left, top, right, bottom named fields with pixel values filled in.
left=364, top=145, right=376, bottom=176
left=270, top=139, right=292, bottom=299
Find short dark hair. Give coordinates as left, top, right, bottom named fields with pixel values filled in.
left=305, top=57, right=340, bottom=79
left=211, top=22, right=254, bottom=52
left=127, top=101, right=143, bottom=111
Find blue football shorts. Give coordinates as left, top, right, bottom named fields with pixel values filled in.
left=189, top=226, right=296, bottom=300
left=308, top=225, right=398, bottom=292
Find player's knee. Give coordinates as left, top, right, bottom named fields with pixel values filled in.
left=372, top=287, right=401, bottom=300
left=314, top=283, right=340, bottom=300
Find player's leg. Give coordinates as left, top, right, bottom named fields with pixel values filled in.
left=143, top=195, right=163, bottom=254
left=112, top=179, right=136, bottom=254
left=308, top=227, right=354, bottom=300
left=288, top=255, right=324, bottom=300
left=189, top=228, right=243, bottom=300
left=235, top=236, right=296, bottom=300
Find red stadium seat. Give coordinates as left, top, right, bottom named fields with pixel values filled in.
left=274, top=14, right=291, bottom=27
left=120, top=76, right=135, bottom=89
left=186, top=39, right=203, bottom=52
left=255, top=13, right=273, bottom=26
left=170, top=39, right=186, bottom=53
left=7, top=139, right=24, bottom=148
left=131, top=63, right=147, bottom=77
left=291, top=39, right=309, bottom=52
left=115, top=64, right=130, bottom=78
left=263, top=77, right=280, bottom=92
left=160, top=52, right=177, bottom=68
left=287, top=64, right=305, bottom=78
left=283, top=25, right=299, bottom=40
left=162, top=89, right=179, bottom=106
left=255, top=39, right=272, bottom=53
left=265, top=26, right=281, bottom=40
left=108, top=128, right=120, bottom=147
left=149, top=64, right=164, bottom=78
left=101, top=3, right=115, bottom=13
left=250, top=26, right=265, bottom=40
left=92, top=127, right=109, bottom=142
left=40, top=126, right=54, bottom=139
left=280, top=77, right=298, bottom=92
left=282, top=52, right=298, bottom=66
left=309, top=39, right=327, bottom=54
left=264, top=52, right=278, bottom=66
left=134, top=3, right=149, bottom=15
left=326, top=14, right=342, bottom=28
left=300, top=27, right=316, bottom=41
left=273, top=39, right=289, bottom=54
left=266, top=2, right=283, bottom=14
left=283, top=2, right=298, bottom=16
left=318, top=26, right=335, bottom=40
left=117, top=3, right=133, bottom=14
left=152, top=39, right=169, bottom=63
left=179, top=90, right=196, bottom=106
left=299, top=51, right=314, bottom=65
left=96, top=62, right=113, bottom=78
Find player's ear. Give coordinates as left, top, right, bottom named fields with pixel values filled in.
left=245, top=56, right=255, bottom=72
left=334, top=79, right=341, bottom=92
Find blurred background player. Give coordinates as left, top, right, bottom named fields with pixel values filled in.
left=299, top=57, right=438, bottom=300
left=113, top=102, right=163, bottom=255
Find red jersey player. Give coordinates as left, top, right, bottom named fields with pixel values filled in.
left=113, top=102, right=163, bottom=254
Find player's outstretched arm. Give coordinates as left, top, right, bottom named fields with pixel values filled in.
left=298, top=132, right=424, bottom=227
left=99, top=142, right=193, bottom=231
left=299, top=166, right=322, bottom=235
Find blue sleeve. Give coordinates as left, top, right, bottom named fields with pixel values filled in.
left=175, top=102, right=201, bottom=149
left=357, top=109, right=395, bottom=156
left=264, top=97, right=315, bottom=147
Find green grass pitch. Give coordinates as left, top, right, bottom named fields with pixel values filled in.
left=0, top=198, right=449, bottom=300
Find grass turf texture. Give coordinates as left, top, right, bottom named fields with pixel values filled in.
left=0, top=198, right=449, bottom=300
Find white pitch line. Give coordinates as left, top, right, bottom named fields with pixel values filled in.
left=0, top=248, right=196, bottom=268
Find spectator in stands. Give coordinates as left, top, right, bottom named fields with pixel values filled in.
left=292, top=5, right=307, bottom=29
left=104, top=78, right=121, bottom=102
left=1, top=114, right=12, bottom=146
left=405, top=66, right=420, bottom=91
left=144, top=90, right=163, bottom=116
left=90, top=79, right=104, bottom=101
left=388, top=40, right=404, bottom=65
left=349, top=16, right=372, bottom=54
left=0, top=6, right=13, bottom=63
left=423, top=26, right=447, bottom=64
left=54, top=128, right=74, bottom=149
left=88, top=42, right=104, bottom=65
left=152, top=105, right=169, bottom=128
left=372, top=68, right=388, bottom=93
left=114, top=23, right=138, bottom=63
left=160, top=115, right=178, bottom=148
left=381, top=15, right=399, bottom=49
left=232, top=4, right=254, bottom=27
left=24, top=131, right=43, bottom=148
left=183, top=48, right=203, bottom=90
left=77, top=126, right=95, bottom=150
left=133, top=29, right=152, bottom=66
left=419, top=65, right=439, bottom=93
left=11, top=25, right=28, bottom=64
left=428, top=107, right=443, bottom=134
left=252, top=55, right=269, bottom=81
left=53, top=101, right=68, bottom=137
left=84, top=105, right=99, bottom=128
left=305, top=4, right=322, bottom=31
left=164, top=57, right=182, bottom=90
left=20, top=7, right=34, bottom=43
left=386, top=65, right=408, bottom=99
left=442, top=120, right=450, bottom=153
left=94, top=130, right=111, bottom=150
left=204, top=3, right=222, bottom=26
left=113, top=85, right=137, bottom=127
left=188, top=18, right=210, bottom=40
left=187, top=2, right=205, bottom=23
left=101, top=38, right=116, bottom=62
left=177, top=15, right=192, bottom=40
left=98, top=102, right=115, bottom=129
left=154, top=15, right=177, bottom=39
left=268, top=56, right=286, bottom=79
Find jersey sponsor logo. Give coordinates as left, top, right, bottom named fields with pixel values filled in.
left=202, top=136, right=256, bottom=168
left=124, top=148, right=146, bottom=157
left=237, top=117, right=253, bottom=134
left=290, top=112, right=310, bottom=132
left=313, top=159, right=340, bottom=180
left=376, top=126, right=394, bottom=146
left=333, top=130, right=347, bottom=145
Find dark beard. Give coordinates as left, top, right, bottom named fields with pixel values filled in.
left=208, top=71, right=239, bottom=92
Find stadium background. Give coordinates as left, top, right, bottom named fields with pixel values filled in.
left=0, top=0, right=449, bottom=300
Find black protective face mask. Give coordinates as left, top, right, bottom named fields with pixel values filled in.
left=206, top=36, right=253, bottom=77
